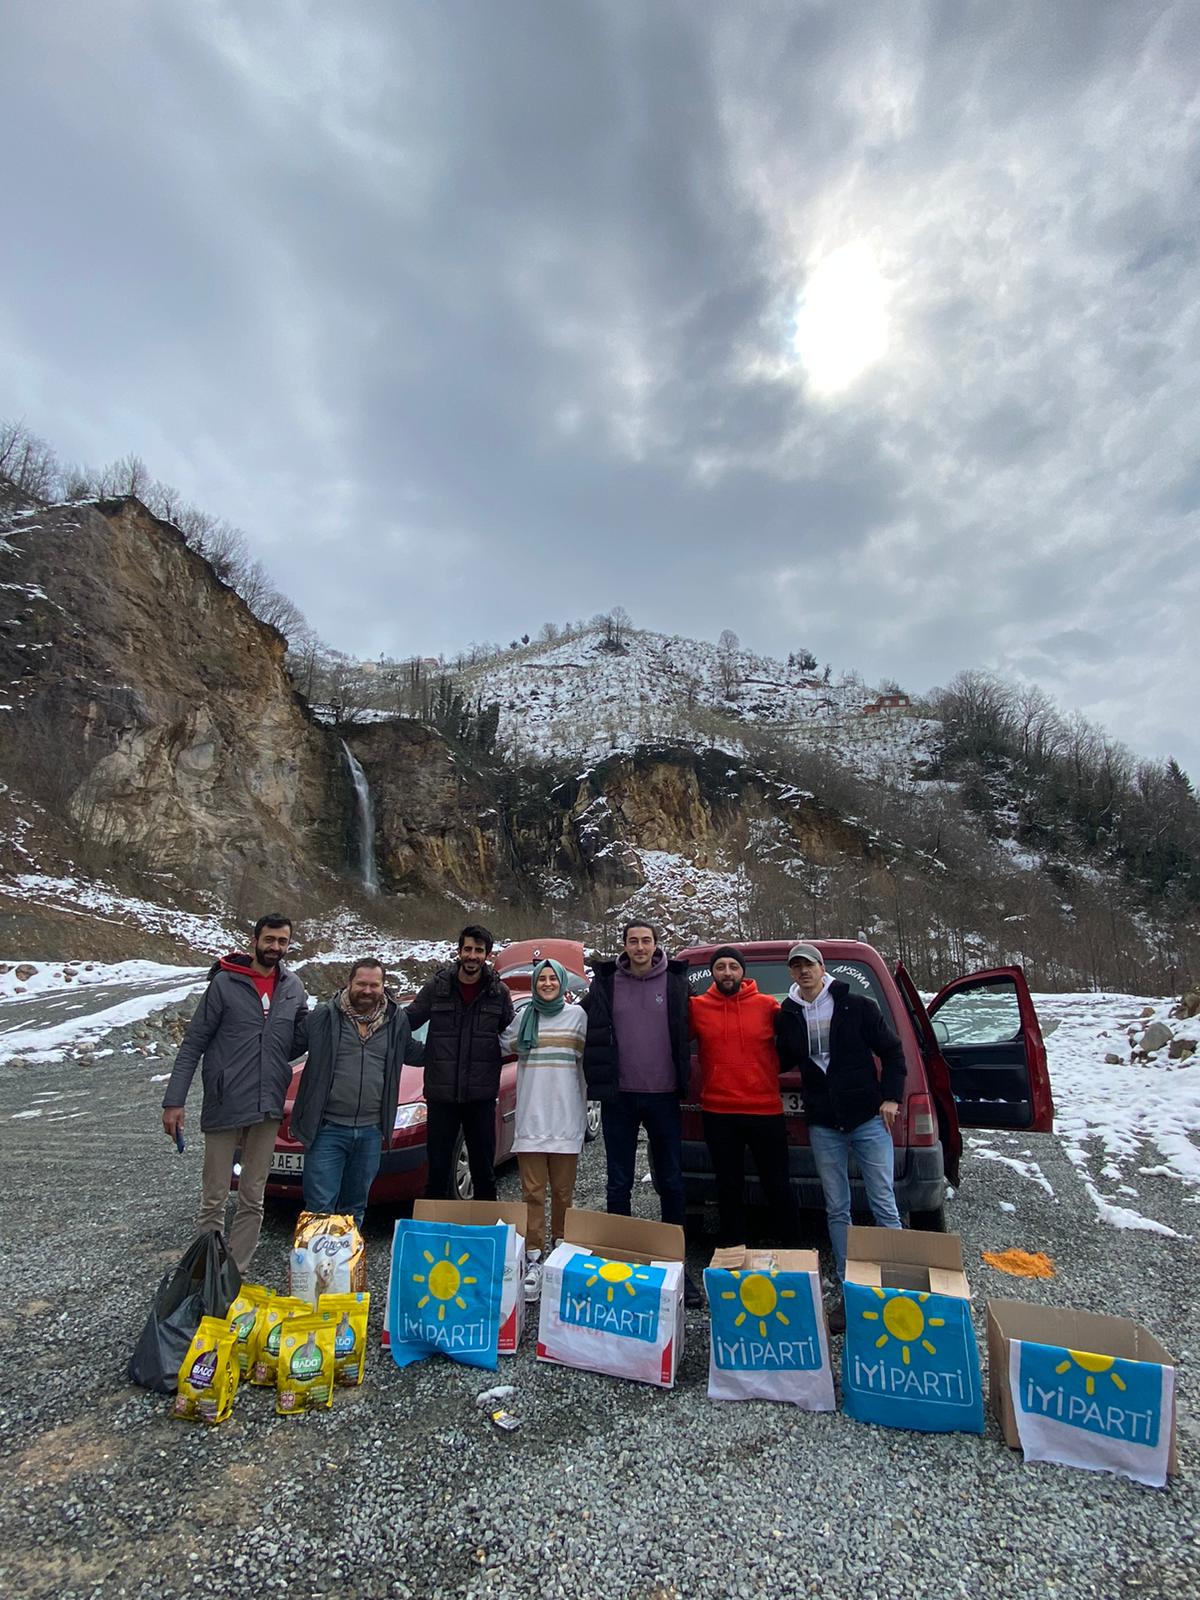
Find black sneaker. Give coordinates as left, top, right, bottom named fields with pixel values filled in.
left=684, top=1271, right=704, bottom=1309
left=827, top=1295, right=846, bottom=1335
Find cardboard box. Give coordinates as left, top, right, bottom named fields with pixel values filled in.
left=844, top=1225, right=972, bottom=1298
left=381, top=1199, right=527, bottom=1354
left=841, top=1226, right=983, bottom=1433
left=704, top=1246, right=834, bottom=1409
left=536, top=1208, right=685, bottom=1389
left=987, top=1298, right=1178, bottom=1485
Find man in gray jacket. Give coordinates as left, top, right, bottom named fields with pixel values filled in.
left=290, top=958, right=424, bottom=1226
left=162, top=913, right=309, bottom=1271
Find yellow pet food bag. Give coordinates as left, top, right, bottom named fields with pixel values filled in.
left=276, top=1312, right=337, bottom=1415
left=250, top=1296, right=312, bottom=1387
left=173, top=1316, right=239, bottom=1424
left=227, top=1284, right=274, bottom=1377
left=319, top=1291, right=371, bottom=1386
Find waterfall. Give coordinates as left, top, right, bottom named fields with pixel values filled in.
left=341, top=740, right=380, bottom=895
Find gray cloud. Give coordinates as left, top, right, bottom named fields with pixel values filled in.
left=1, top=0, right=1196, bottom=777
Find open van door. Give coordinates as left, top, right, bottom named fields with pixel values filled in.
left=926, top=966, right=1053, bottom=1132
left=893, top=961, right=962, bottom=1187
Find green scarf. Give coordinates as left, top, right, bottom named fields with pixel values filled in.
left=515, top=958, right=568, bottom=1055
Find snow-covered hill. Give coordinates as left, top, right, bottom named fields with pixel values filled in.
left=455, top=625, right=938, bottom=776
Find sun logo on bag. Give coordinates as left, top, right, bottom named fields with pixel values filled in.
left=412, top=1241, right=478, bottom=1322
left=860, top=1288, right=946, bottom=1365
left=719, top=1271, right=797, bottom=1338
left=581, top=1256, right=655, bottom=1304
left=1055, top=1349, right=1128, bottom=1397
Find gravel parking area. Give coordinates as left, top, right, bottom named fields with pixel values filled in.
left=1, top=1022, right=1197, bottom=1600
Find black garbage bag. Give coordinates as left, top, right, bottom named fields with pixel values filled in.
left=128, top=1231, right=242, bottom=1393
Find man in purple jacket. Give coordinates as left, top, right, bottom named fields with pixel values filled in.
left=581, top=921, right=701, bottom=1305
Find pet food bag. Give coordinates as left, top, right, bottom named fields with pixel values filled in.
left=275, top=1311, right=338, bottom=1416
left=226, top=1284, right=274, bottom=1377
left=291, top=1212, right=366, bottom=1306
left=172, top=1315, right=239, bottom=1424
left=250, top=1296, right=313, bottom=1386
left=319, top=1291, right=371, bottom=1386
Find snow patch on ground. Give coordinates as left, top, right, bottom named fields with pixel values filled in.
left=0, top=979, right=209, bottom=1064
left=1037, top=991, right=1199, bottom=1235
left=1, top=872, right=238, bottom=951
left=965, top=1139, right=1055, bottom=1196
left=0, top=959, right=202, bottom=1001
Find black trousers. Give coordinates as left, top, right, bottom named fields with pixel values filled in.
left=702, top=1110, right=802, bottom=1248
left=424, top=1099, right=497, bottom=1201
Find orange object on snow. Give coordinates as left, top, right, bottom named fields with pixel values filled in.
left=981, top=1248, right=1056, bottom=1279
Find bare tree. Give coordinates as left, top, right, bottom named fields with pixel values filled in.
left=96, top=452, right=152, bottom=501
left=717, top=629, right=740, bottom=696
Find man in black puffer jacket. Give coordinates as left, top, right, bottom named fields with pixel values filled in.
left=405, top=924, right=514, bottom=1200
left=776, top=942, right=905, bottom=1303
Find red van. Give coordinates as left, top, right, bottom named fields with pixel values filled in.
left=675, top=939, right=1052, bottom=1229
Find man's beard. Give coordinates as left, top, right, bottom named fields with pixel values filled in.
left=256, top=947, right=282, bottom=966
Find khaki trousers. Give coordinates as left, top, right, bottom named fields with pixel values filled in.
left=518, top=1151, right=578, bottom=1254
left=196, top=1120, right=279, bottom=1273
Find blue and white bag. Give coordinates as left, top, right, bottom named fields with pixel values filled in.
left=1008, top=1339, right=1176, bottom=1488
left=386, top=1218, right=505, bottom=1371
left=705, top=1250, right=834, bottom=1408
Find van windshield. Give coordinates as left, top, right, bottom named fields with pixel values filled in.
left=685, top=958, right=891, bottom=1018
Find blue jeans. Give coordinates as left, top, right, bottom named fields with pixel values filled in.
left=809, top=1115, right=901, bottom=1280
left=302, top=1123, right=383, bottom=1226
left=601, top=1092, right=685, bottom=1227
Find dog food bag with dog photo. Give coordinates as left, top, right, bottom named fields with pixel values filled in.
left=172, top=1316, right=239, bottom=1424
left=319, top=1291, right=371, bottom=1386
left=275, top=1312, right=337, bottom=1415
left=250, top=1297, right=312, bottom=1386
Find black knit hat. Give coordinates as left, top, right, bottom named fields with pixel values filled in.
left=709, top=945, right=746, bottom=973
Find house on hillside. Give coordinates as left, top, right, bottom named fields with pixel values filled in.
left=861, top=691, right=911, bottom=716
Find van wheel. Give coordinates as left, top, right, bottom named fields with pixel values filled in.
left=453, top=1132, right=473, bottom=1201
left=908, top=1204, right=947, bottom=1231
left=585, top=1102, right=602, bottom=1142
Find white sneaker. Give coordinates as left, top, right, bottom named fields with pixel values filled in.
left=523, top=1251, right=544, bottom=1303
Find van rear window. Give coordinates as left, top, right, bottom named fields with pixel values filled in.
left=686, top=958, right=890, bottom=1019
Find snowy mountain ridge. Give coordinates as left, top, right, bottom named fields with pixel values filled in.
left=441, top=624, right=938, bottom=776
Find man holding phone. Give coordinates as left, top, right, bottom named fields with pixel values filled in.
left=161, top=913, right=309, bottom=1272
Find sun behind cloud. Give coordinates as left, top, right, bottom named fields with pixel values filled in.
left=792, top=244, right=891, bottom=396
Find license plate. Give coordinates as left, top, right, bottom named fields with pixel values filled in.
left=782, top=1092, right=804, bottom=1116
left=271, top=1151, right=304, bottom=1175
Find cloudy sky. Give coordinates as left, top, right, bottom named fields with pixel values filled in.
left=2, top=1, right=1198, bottom=775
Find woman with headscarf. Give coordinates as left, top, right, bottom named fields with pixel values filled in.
left=499, top=958, right=588, bottom=1301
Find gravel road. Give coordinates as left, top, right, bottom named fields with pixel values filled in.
left=1, top=1015, right=1197, bottom=1600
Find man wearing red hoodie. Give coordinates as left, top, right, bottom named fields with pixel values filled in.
left=690, top=945, right=802, bottom=1248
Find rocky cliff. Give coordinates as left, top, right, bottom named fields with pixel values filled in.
left=0, top=499, right=874, bottom=922
left=0, top=498, right=342, bottom=898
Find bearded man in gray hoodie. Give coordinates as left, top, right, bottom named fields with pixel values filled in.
left=162, top=914, right=309, bottom=1272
